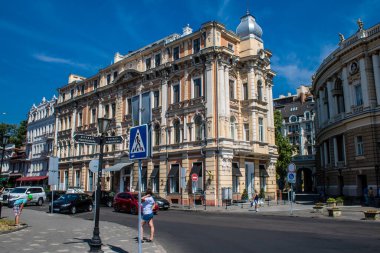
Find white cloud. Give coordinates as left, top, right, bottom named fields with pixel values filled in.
left=33, top=53, right=89, bottom=69
left=217, top=0, right=231, bottom=18
left=272, top=63, right=313, bottom=85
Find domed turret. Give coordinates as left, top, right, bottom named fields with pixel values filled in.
left=236, top=11, right=263, bottom=41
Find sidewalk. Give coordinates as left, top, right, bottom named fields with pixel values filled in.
left=0, top=208, right=166, bottom=253
left=171, top=201, right=380, bottom=221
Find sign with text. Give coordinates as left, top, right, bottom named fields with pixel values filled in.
left=129, top=124, right=148, bottom=160
left=104, top=136, right=123, bottom=145
left=74, top=134, right=98, bottom=145
left=48, top=156, right=59, bottom=185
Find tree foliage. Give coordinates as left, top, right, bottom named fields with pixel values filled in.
left=274, top=110, right=293, bottom=190
left=0, top=120, right=27, bottom=148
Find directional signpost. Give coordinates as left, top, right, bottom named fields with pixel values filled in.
left=74, top=134, right=99, bottom=145
left=104, top=136, right=123, bottom=145
left=129, top=124, right=148, bottom=253
left=287, top=163, right=296, bottom=215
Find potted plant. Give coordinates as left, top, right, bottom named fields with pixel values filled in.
left=363, top=210, right=380, bottom=220
left=336, top=196, right=344, bottom=206
left=326, top=197, right=336, bottom=207
left=327, top=207, right=341, bottom=217
left=313, top=203, right=324, bottom=213
left=241, top=189, right=248, bottom=202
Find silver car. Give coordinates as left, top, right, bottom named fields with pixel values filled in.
left=1, top=188, right=14, bottom=203
left=8, top=186, right=47, bottom=207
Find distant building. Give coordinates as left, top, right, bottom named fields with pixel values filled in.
left=274, top=85, right=316, bottom=192
left=312, top=20, right=380, bottom=197
left=22, top=96, right=57, bottom=187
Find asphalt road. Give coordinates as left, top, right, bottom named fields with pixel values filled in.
left=28, top=204, right=380, bottom=253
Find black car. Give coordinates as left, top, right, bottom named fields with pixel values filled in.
left=152, top=195, right=170, bottom=210
left=49, top=193, right=93, bottom=214
left=92, top=191, right=115, bottom=207
left=46, top=191, right=65, bottom=202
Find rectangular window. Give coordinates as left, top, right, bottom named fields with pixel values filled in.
left=145, top=58, right=151, bottom=70
left=173, top=84, right=180, bottom=103
left=154, top=91, right=159, bottom=108
left=111, top=103, right=116, bottom=118
left=228, top=43, right=234, bottom=51
left=169, top=164, right=179, bottom=193
left=93, top=79, right=98, bottom=90
left=356, top=136, right=364, bottom=156
left=355, top=84, right=363, bottom=106
left=259, top=117, right=264, bottom=142
left=113, top=71, right=118, bottom=79
left=70, top=89, right=74, bottom=99
left=62, top=93, right=65, bottom=101
left=81, top=85, right=85, bottom=95
left=193, top=78, right=202, bottom=98
left=229, top=80, right=235, bottom=99
left=78, top=112, right=82, bottom=126
left=152, top=165, right=160, bottom=193
left=127, top=98, right=132, bottom=114
left=193, top=38, right=200, bottom=54
left=244, top=123, right=249, bottom=141
left=173, top=46, right=180, bottom=60
left=243, top=83, right=248, bottom=100
left=104, top=104, right=109, bottom=118
left=155, top=53, right=161, bottom=67
left=106, top=74, right=111, bottom=85
left=91, top=108, right=96, bottom=123
left=75, top=170, right=80, bottom=187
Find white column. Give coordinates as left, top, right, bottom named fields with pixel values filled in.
left=267, top=85, right=274, bottom=127
left=218, top=63, right=225, bottom=116
left=359, top=58, right=370, bottom=107
left=161, top=79, right=168, bottom=124
left=248, top=65, right=255, bottom=99
left=333, top=137, right=338, bottom=166
left=327, top=81, right=335, bottom=119
left=372, top=53, right=380, bottom=105
left=341, top=67, right=352, bottom=113
left=206, top=62, right=214, bottom=117
left=323, top=142, right=328, bottom=165
left=71, top=108, right=77, bottom=137
left=224, top=66, right=230, bottom=116
left=183, top=116, right=187, bottom=141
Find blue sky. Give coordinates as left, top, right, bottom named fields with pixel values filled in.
left=0, top=0, right=379, bottom=124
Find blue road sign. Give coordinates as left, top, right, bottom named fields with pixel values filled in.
left=287, top=172, right=296, bottom=184
left=129, top=124, right=148, bottom=160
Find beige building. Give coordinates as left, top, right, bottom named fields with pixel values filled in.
left=312, top=20, right=380, bottom=198
left=54, top=11, right=278, bottom=206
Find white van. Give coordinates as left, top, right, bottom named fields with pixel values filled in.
left=8, top=186, right=47, bottom=207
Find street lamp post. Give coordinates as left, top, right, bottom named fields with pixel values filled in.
left=0, top=134, right=10, bottom=219
left=89, top=118, right=111, bottom=253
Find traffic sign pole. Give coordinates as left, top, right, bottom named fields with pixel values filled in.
left=290, top=183, right=293, bottom=215
left=138, top=159, right=142, bottom=253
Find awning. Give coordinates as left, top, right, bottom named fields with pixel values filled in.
left=104, top=162, right=133, bottom=172
left=16, top=176, right=48, bottom=182
left=141, top=167, right=147, bottom=178
left=190, top=164, right=202, bottom=176
left=150, top=167, right=159, bottom=178
left=232, top=163, right=242, bottom=177
left=168, top=165, right=179, bottom=178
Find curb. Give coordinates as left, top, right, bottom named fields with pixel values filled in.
left=0, top=224, right=27, bottom=235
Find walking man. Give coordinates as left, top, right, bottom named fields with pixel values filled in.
left=140, top=188, right=155, bottom=242
left=13, top=194, right=32, bottom=226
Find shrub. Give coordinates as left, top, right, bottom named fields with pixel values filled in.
left=336, top=196, right=344, bottom=203
left=326, top=197, right=336, bottom=203
left=259, top=188, right=265, bottom=199
left=241, top=189, right=248, bottom=200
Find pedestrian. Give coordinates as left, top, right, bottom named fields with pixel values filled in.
left=254, top=192, right=259, bottom=212
left=368, top=187, right=375, bottom=206
left=13, top=194, right=33, bottom=226
left=140, top=188, right=155, bottom=243
left=363, top=187, right=369, bottom=206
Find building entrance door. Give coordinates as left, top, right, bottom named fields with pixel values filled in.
left=357, top=175, right=367, bottom=197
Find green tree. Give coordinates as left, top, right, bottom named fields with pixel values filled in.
left=274, top=110, right=293, bottom=190
left=11, top=120, right=27, bottom=148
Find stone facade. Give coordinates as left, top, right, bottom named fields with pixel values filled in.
left=54, top=12, right=278, bottom=205
left=312, top=20, right=380, bottom=197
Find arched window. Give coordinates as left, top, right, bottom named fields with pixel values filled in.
left=194, top=116, right=203, bottom=141
left=154, top=124, right=161, bottom=146
left=334, top=78, right=345, bottom=114
left=257, top=80, right=263, bottom=101
left=230, top=117, right=236, bottom=140
left=305, top=111, right=310, bottom=120
left=173, top=120, right=180, bottom=144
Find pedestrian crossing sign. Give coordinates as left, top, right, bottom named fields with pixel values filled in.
left=129, top=124, right=148, bottom=160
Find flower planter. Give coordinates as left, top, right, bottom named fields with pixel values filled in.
left=313, top=206, right=324, bottom=213
left=327, top=208, right=341, bottom=217
left=327, top=202, right=336, bottom=208
left=336, top=201, right=344, bottom=207
left=363, top=211, right=380, bottom=220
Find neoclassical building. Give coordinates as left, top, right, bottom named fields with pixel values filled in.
left=54, top=11, right=278, bottom=205
left=22, top=96, right=57, bottom=186
left=274, top=85, right=316, bottom=192
left=312, top=20, right=380, bottom=197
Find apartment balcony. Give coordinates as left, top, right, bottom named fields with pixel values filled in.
left=58, top=129, right=71, bottom=137
left=152, top=106, right=162, bottom=118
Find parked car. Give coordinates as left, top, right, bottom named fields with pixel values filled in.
left=152, top=195, right=170, bottom=210
left=1, top=188, right=14, bottom=203
left=46, top=191, right=66, bottom=202
left=92, top=191, right=115, bottom=207
left=8, top=186, right=47, bottom=207
left=49, top=193, right=93, bottom=214
left=66, top=187, right=85, bottom=193
left=113, top=192, right=159, bottom=215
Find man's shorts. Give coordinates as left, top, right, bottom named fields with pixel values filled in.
left=13, top=205, right=21, bottom=216
left=142, top=213, right=154, bottom=222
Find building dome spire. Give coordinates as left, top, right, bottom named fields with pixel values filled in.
left=236, top=8, right=263, bottom=41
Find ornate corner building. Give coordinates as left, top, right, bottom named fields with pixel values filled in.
left=54, top=11, right=278, bottom=206
left=274, top=86, right=316, bottom=193
left=312, top=20, right=380, bottom=197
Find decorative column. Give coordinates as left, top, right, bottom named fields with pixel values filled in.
left=359, top=57, right=370, bottom=107
left=372, top=53, right=380, bottom=105
left=161, top=79, right=168, bottom=125
left=247, top=64, right=255, bottom=100
left=218, top=62, right=225, bottom=116
left=224, top=65, right=230, bottom=116
left=327, top=81, right=335, bottom=119
left=205, top=61, right=214, bottom=118
left=341, top=67, right=352, bottom=113
left=323, top=142, right=328, bottom=166
left=333, top=137, right=338, bottom=166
